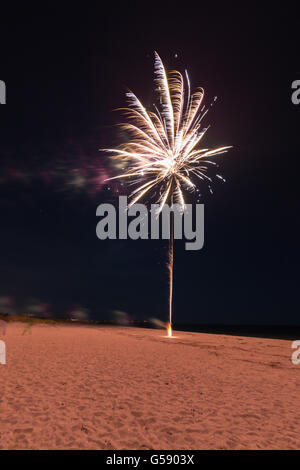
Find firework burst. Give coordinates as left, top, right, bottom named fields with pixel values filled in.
left=104, top=52, right=231, bottom=212
left=103, top=52, right=231, bottom=335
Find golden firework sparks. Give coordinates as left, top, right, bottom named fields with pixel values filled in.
left=103, top=52, right=232, bottom=337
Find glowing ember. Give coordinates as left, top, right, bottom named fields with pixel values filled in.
left=167, top=323, right=172, bottom=338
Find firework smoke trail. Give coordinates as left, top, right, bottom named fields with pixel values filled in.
left=168, top=195, right=174, bottom=336
left=103, top=52, right=232, bottom=336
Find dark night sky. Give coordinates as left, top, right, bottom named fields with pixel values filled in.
left=0, top=3, right=299, bottom=324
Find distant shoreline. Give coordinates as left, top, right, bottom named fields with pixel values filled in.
left=1, top=313, right=299, bottom=341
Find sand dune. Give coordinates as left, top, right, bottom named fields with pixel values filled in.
left=0, top=322, right=299, bottom=450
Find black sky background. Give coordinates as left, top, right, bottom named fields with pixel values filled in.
left=0, top=3, right=299, bottom=325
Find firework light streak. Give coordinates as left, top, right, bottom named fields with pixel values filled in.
left=103, top=52, right=231, bottom=337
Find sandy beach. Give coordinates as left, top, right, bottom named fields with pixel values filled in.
left=0, top=322, right=299, bottom=450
